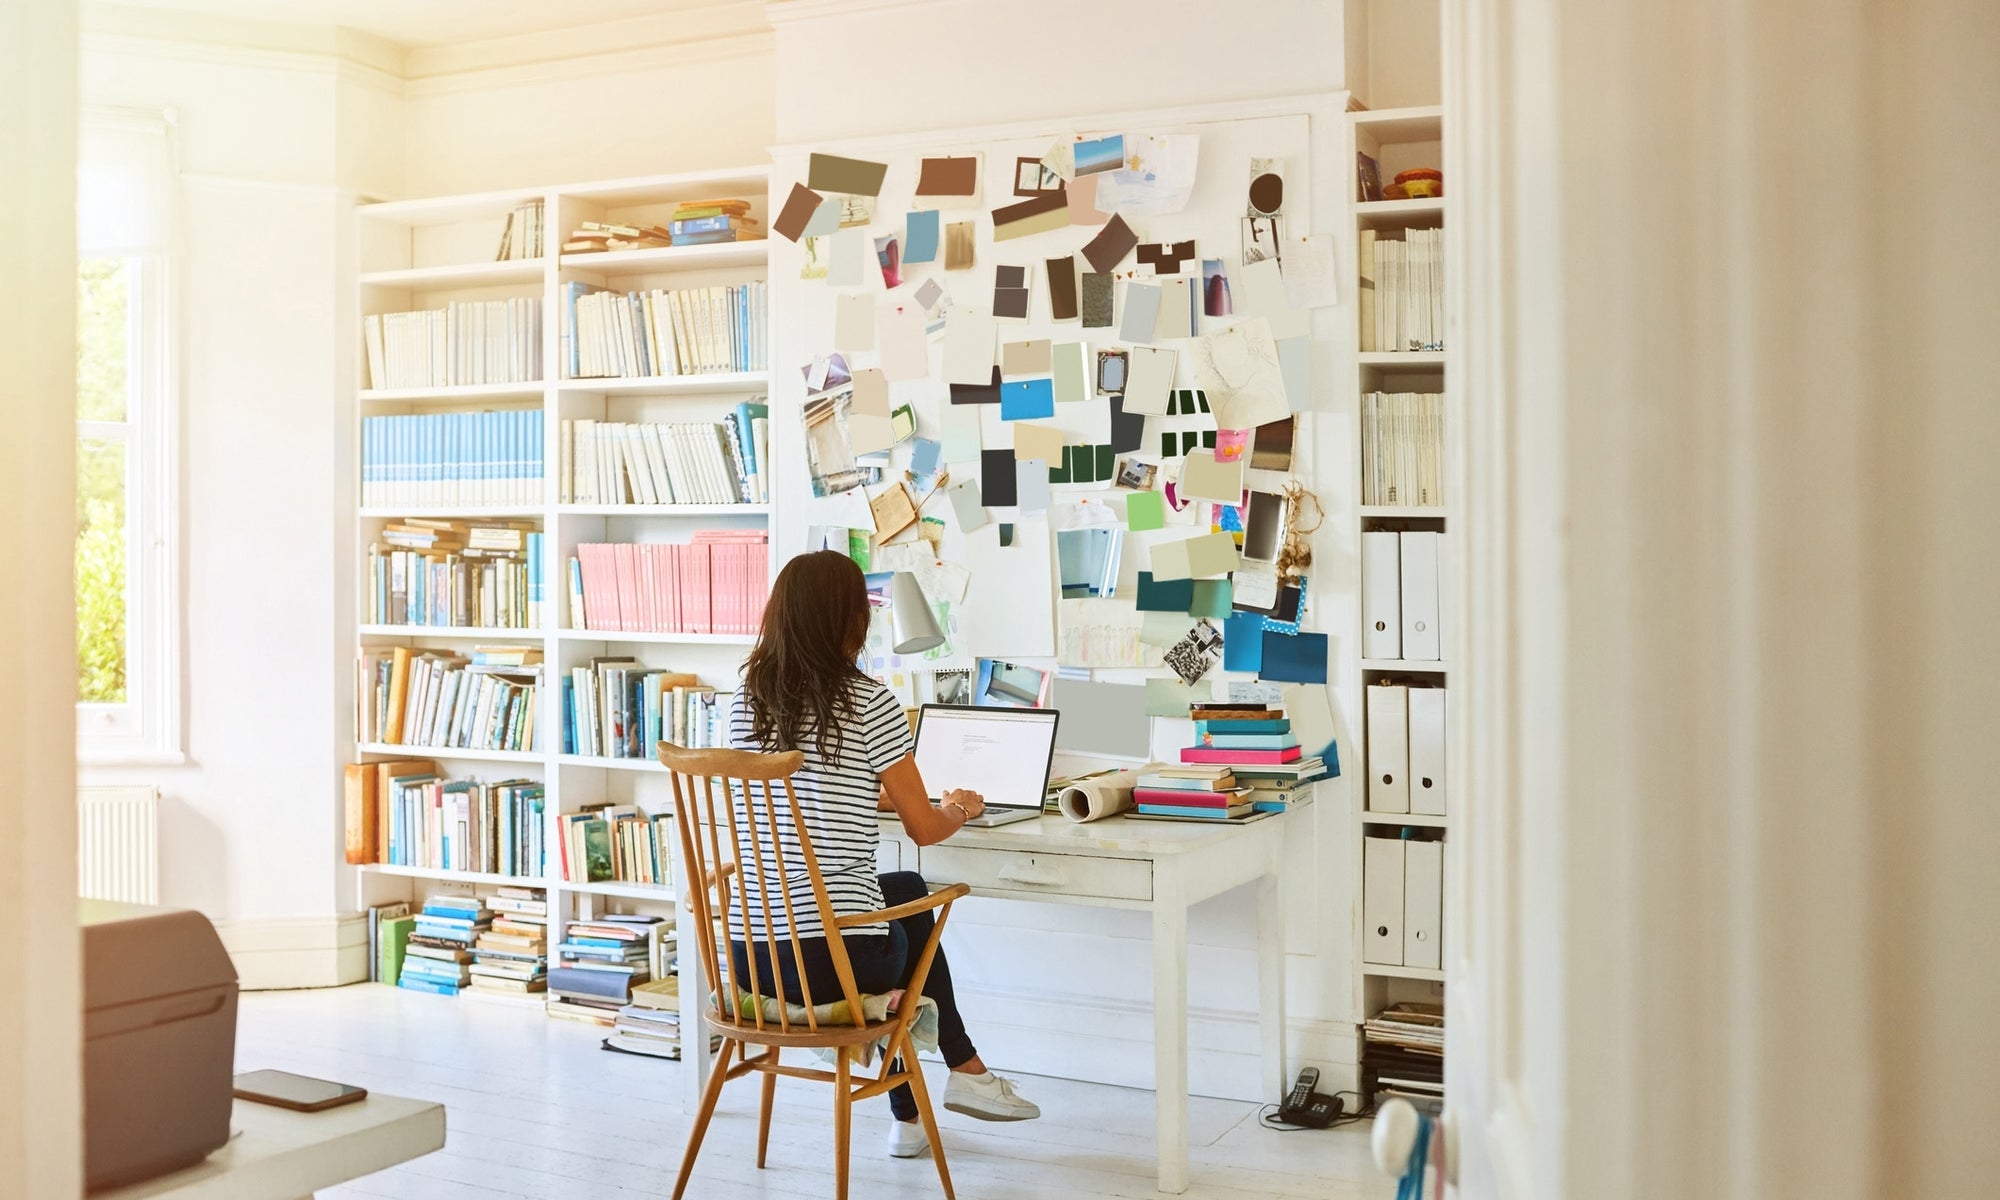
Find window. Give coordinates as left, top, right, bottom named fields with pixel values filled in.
left=76, top=111, right=180, bottom=763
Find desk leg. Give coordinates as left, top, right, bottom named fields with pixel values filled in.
left=1152, top=884, right=1190, bottom=1195
left=1256, top=867, right=1288, bottom=1102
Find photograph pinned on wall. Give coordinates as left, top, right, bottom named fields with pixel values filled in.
left=1114, top=457, right=1158, bottom=490
left=928, top=668, right=973, bottom=706
left=803, top=383, right=882, bottom=498
left=945, top=220, right=976, bottom=270
left=1249, top=416, right=1295, bottom=471
left=1248, top=157, right=1286, bottom=216
left=1202, top=258, right=1232, bottom=317
left=1162, top=619, right=1224, bottom=686
left=1040, top=138, right=1076, bottom=181
left=801, top=236, right=828, bottom=280
left=1014, top=156, right=1064, bottom=195
left=1056, top=525, right=1124, bottom=599
left=874, top=233, right=902, bottom=289
left=1096, top=348, right=1128, bottom=396
left=1072, top=133, right=1127, bottom=177
left=973, top=658, right=1053, bottom=708
left=1243, top=215, right=1284, bottom=264
left=837, top=194, right=875, bottom=228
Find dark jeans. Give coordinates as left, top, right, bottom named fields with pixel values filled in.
left=730, top=871, right=976, bottom=1121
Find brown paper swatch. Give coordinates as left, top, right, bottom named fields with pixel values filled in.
left=1082, top=214, right=1138, bottom=272
left=807, top=153, right=888, bottom=197
left=1046, top=256, right=1079, bottom=320
left=774, top=182, right=825, bottom=243
left=916, top=156, right=979, bottom=197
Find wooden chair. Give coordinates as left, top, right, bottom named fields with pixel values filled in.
left=656, top=743, right=970, bottom=1200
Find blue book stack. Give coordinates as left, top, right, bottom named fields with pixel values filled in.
left=398, top=896, right=493, bottom=996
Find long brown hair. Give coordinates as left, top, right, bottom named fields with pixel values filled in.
left=741, top=550, right=871, bottom=758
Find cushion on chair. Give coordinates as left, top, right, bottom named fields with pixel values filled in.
left=711, top=989, right=940, bottom=1066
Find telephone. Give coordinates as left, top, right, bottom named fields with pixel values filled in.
left=1276, top=1066, right=1343, bottom=1129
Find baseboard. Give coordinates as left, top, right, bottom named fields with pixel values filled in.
left=214, top=914, right=369, bottom=990
left=950, top=982, right=1357, bottom=1104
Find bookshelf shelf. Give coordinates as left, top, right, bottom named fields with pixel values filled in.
left=557, top=755, right=664, bottom=772
left=559, top=878, right=678, bottom=902
left=357, top=624, right=541, bottom=640
left=1351, top=104, right=1444, bottom=145
left=556, top=372, right=770, bottom=396
left=556, top=630, right=758, bottom=646
left=560, top=241, right=767, bottom=277
left=360, top=259, right=545, bottom=290
left=358, top=506, right=544, bottom=519
left=1360, top=505, right=1450, bottom=519
left=1358, top=351, right=1447, bottom=366
left=1362, top=811, right=1448, bottom=828
left=360, top=382, right=545, bottom=404
left=557, top=503, right=771, bottom=517
left=1360, top=659, right=1450, bottom=673
left=1365, top=963, right=1446, bottom=983
left=1355, top=197, right=1445, bottom=227
left=360, top=863, right=541, bottom=888
left=355, top=742, right=546, bottom=764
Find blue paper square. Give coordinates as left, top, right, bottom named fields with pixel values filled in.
left=1259, top=630, right=1328, bottom=684
left=905, top=210, right=941, bottom=264
left=1000, top=378, right=1055, bottom=421
left=910, top=437, right=942, bottom=476
left=1223, top=612, right=1266, bottom=672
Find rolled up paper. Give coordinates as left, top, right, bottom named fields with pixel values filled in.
left=1056, top=765, right=1158, bottom=823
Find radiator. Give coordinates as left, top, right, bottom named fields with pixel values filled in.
left=78, top=785, right=160, bottom=905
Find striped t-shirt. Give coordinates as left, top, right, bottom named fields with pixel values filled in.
left=724, top=678, right=912, bottom=941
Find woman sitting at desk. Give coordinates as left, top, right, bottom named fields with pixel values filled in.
left=728, top=550, right=1041, bottom=1157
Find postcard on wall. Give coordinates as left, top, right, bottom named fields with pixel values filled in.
left=1280, top=234, right=1338, bottom=310
left=1202, top=259, right=1232, bottom=317
left=1072, top=134, right=1126, bottom=176
left=915, top=155, right=980, bottom=201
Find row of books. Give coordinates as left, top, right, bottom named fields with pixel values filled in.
left=358, top=645, right=543, bottom=752
left=561, top=282, right=768, bottom=380
left=367, top=534, right=543, bottom=629
left=564, top=663, right=728, bottom=760
left=547, top=915, right=663, bottom=1025
left=361, top=410, right=544, bottom=509
left=561, top=201, right=761, bottom=254
left=395, top=895, right=493, bottom=996
left=496, top=201, right=544, bottom=261
left=569, top=534, right=768, bottom=636
left=1134, top=702, right=1330, bottom=820
left=1363, top=1002, right=1444, bottom=1113
left=561, top=411, right=767, bottom=507
left=1359, top=227, right=1445, bottom=354
left=562, top=218, right=673, bottom=253
left=364, top=300, right=544, bottom=390
left=559, top=804, right=673, bottom=886
left=371, top=762, right=547, bottom=876
left=1361, top=392, right=1445, bottom=507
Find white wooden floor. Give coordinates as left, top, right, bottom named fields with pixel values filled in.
left=239, top=986, right=1393, bottom=1200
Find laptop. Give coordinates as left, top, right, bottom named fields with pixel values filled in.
left=909, top=704, right=1060, bottom=827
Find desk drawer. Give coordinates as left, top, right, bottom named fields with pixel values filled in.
left=919, top=846, right=1151, bottom=902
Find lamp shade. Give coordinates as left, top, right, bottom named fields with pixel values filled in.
left=890, top=571, right=945, bottom=654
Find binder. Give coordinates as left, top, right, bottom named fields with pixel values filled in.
left=1363, top=837, right=1406, bottom=966
left=1408, top=686, right=1448, bottom=816
left=1403, top=839, right=1443, bottom=970
left=1362, top=531, right=1402, bottom=659
left=1367, top=684, right=1411, bottom=813
left=1436, top=528, right=1454, bottom=664
left=1400, top=531, right=1441, bottom=661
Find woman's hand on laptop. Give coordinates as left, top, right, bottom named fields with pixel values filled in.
left=944, top=789, right=986, bottom=820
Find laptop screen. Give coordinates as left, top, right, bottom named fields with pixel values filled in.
left=913, top=705, right=1059, bottom=810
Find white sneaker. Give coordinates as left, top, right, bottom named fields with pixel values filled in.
left=942, top=1070, right=1041, bottom=1122
left=887, top=1119, right=930, bottom=1158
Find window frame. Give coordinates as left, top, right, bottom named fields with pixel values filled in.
left=76, top=254, right=182, bottom=765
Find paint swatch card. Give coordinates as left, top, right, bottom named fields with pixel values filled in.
left=947, top=478, right=987, bottom=530
left=916, top=155, right=980, bottom=199
left=1144, top=677, right=1210, bottom=717
left=1046, top=256, right=1079, bottom=320
left=808, top=153, right=888, bottom=196
left=1120, top=283, right=1161, bottom=344
left=941, top=403, right=982, bottom=461
left=1053, top=342, right=1089, bottom=403
left=1015, top=459, right=1052, bottom=514
left=1178, top=449, right=1244, bottom=503
left=943, top=310, right=998, bottom=385
left=1000, top=378, right=1055, bottom=421
left=1081, top=272, right=1115, bottom=328
left=1135, top=571, right=1195, bottom=611
left=1258, top=630, right=1328, bottom=684
left=1082, top=214, right=1138, bottom=273
left=835, top=293, right=875, bottom=351
left=829, top=229, right=866, bottom=286
left=1012, top=422, right=1064, bottom=463
left=905, top=210, right=941, bottom=263
left=1001, top=339, right=1052, bottom=375
left=1125, top=490, right=1165, bottom=531
left=980, top=449, right=1018, bottom=506
left=1222, top=611, right=1266, bottom=672
left=1123, top=345, right=1178, bottom=416
left=774, top=182, right=825, bottom=242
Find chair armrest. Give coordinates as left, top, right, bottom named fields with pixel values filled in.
left=832, top=881, right=972, bottom=928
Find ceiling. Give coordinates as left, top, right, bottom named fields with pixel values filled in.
left=98, top=0, right=746, bottom=49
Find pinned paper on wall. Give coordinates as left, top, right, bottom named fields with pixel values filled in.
left=993, top=191, right=1069, bottom=241
left=945, top=221, right=976, bottom=270
left=808, top=153, right=888, bottom=197
left=878, top=302, right=929, bottom=381
left=834, top=293, right=875, bottom=351
left=943, top=310, right=998, bottom=385
left=1155, top=276, right=1198, bottom=339
left=1001, top=339, right=1052, bottom=375
left=949, top=366, right=1002, bottom=406
left=1223, top=611, right=1266, bottom=672
left=1149, top=537, right=1194, bottom=581
left=1015, top=459, right=1052, bottom=514
left=1178, top=448, right=1245, bottom=503
left=1000, top=378, right=1055, bottom=421
left=910, top=437, right=943, bottom=478
left=1068, top=173, right=1109, bottom=225
left=1135, top=570, right=1196, bottom=611
left=848, top=412, right=896, bottom=456
left=875, top=233, right=902, bottom=289
left=1082, top=214, right=1138, bottom=273
left=1137, top=240, right=1198, bottom=275
left=947, top=478, right=987, bottom=530
left=940, top=403, right=982, bottom=462
left=1250, top=416, right=1295, bottom=471
left=1120, top=283, right=1161, bottom=344
left=1080, top=272, right=1115, bottom=328
left=1040, top=139, right=1076, bottom=181
left=1259, top=630, right=1329, bottom=684
left=850, top=367, right=890, bottom=417
left=1189, top=578, right=1233, bottom=620
left=961, top=520, right=1056, bottom=659
left=1095, top=133, right=1199, bottom=216
left=1281, top=234, right=1339, bottom=310
left=1202, top=259, right=1232, bottom=317
left=905, top=210, right=941, bottom=263
left=1140, top=611, right=1190, bottom=647
left=1237, top=258, right=1309, bottom=339
left=1125, top=490, right=1165, bottom=531
left=1145, top=677, right=1210, bottom=717
left=1046, top=257, right=1079, bottom=320
left=1190, top=316, right=1290, bottom=428
left=804, top=199, right=842, bottom=238
left=1122, top=345, right=1178, bottom=416
left=1053, top=342, right=1089, bottom=402
left=916, top=155, right=980, bottom=200
left=1107, top=391, right=1147, bottom=453
left=992, top=264, right=1030, bottom=320
left=914, top=277, right=947, bottom=314
left=829, top=229, right=866, bottom=286
left=1012, top=422, right=1064, bottom=463
left=1216, top=428, right=1253, bottom=462
left=869, top=481, right=920, bottom=541
left=1278, top=336, right=1312, bottom=413
left=775, top=182, right=825, bottom=242
left=1057, top=600, right=1163, bottom=670
left=980, top=449, right=1018, bottom=506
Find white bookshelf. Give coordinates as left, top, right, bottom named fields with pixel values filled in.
left=346, top=167, right=775, bottom=1069
left=1348, top=107, right=1452, bottom=1033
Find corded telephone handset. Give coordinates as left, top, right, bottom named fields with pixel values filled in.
left=1277, top=1065, right=1342, bottom=1128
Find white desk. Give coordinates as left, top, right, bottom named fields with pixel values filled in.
left=96, top=1094, right=445, bottom=1200
left=882, top=809, right=1291, bottom=1195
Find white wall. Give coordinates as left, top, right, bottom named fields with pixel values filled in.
left=1361, top=0, right=1438, bottom=109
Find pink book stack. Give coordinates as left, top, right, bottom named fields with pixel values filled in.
left=571, top=531, right=768, bottom=635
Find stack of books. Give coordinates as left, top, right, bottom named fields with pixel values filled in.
left=357, top=645, right=543, bottom=753
left=569, top=533, right=768, bottom=636
left=668, top=198, right=761, bottom=246
left=558, top=804, right=675, bottom=886
left=1363, top=1002, right=1444, bottom=1113
left=397, top=896, right=493, bottom=996
left=1359, top=227, right=1444, bottom=353
left=368, top=522, right=543, bottom=629
left=560, top=409, right=767, bottom=506
left=363, top=300, right=543, bottom=390
left=562, top=661, right=725, bottom=759
left=561, top=219, right=672, bottom=253
left=1187, top=701, right=1331, bottom=813
left=547, top=915, right=660, bottom=1025
left=466, top=887, right=549, bottom=1002
left=369, top=762, right=546, bottom=876
left=1361, top=392, right=1444, bottom=507
left=496, top=201, right=543, bottom=260
left=1132, top=764, right=1253, bottom=819
left=602, top=975, right=720, bottom=1060
left=360, top=409, right=544, bottom=508
left=560, top=281, right=768, bottom=379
